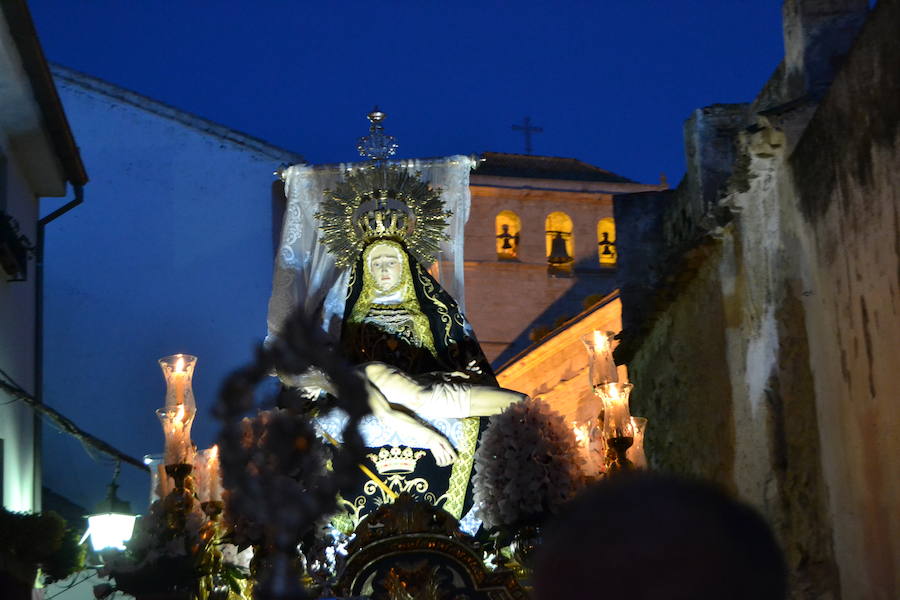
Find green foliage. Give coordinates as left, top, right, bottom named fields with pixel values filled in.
left=0, top=508, right=85, bottom=586
left=41, top=527, right=86, bottom=584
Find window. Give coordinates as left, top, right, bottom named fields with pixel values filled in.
left=597, top=217, right=616, bottom=266
left=495, top=210, right=521, bottom=260
left=545, top=211, right=574, bottom=272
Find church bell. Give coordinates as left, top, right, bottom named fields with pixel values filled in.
left=547, top=231, right=572, bottom=264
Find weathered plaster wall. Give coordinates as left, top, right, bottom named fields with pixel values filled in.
left=618, top=1, right=896, bottom=598
left=717, top=128, right=838, bottom=597
left=788, top=1, right=900, bottom=593
left=625, top=244, right=736, bottom=488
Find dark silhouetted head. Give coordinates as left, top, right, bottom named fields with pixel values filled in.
left=533, top=473, right=787, bottom=600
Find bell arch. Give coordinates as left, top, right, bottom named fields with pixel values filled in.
left=545, top=211, right=574, bottom=271
left=597, top=217, right=617, bottom=266
left=495, top=210, right=521, bottom=260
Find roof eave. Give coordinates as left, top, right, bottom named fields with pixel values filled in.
left=1, top=0, right=87, bottom=189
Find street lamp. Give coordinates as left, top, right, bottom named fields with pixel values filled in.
left=81, top=462, right=136, bottom=552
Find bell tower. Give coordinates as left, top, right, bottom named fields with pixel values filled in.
left=462, top=152, right=666, bottom=364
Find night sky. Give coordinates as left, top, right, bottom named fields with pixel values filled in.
left=30, top=1, right=785, bottom=185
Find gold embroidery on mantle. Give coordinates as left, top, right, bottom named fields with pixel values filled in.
left=334, top=445, right=439, bottom=533
left=440, top=416, right=480, bottom=518
left=414, top=263, right=453, bottom=346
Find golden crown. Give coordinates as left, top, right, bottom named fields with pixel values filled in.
left=315, top=109, right=451, bottom=268
left=367, top=446, right=427, bottom=475
left=316, top=165, right=450, bottom=268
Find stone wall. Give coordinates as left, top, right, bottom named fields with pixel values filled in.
left=612, top=189, right=670, bottom=339
left=787, top=0, right=900, bottom=593
left=615, top=1, right=897, bottom=598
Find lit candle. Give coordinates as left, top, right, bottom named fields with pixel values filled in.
left=158, top=404, right=193, bottom=465
left=593, top=329, right=607, bottom=354
left=628, top=416, right=648, bottom=469
left=599, top=382, right=634, bottom=438
left=173, top=356, right=186, bottom=409
left=159, top=354, right=197, bottom=418
left=193, top=449, right=208, bottom=502
left=174, top=403, right=185, bottom=431
left=583, top=330, right=618, bottom=389
left=207, top=445, right=221, bottom=502
left=173, top=404, right=186, bottom=463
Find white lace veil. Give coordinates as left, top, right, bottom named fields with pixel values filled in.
left=266, top=155, right=477, bottom=343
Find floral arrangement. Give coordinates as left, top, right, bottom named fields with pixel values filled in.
left=0, top=508, right=84, bottom=589
left=473, top=397, right=585, bottom=531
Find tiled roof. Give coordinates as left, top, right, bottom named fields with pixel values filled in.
left=476, top=152, right=633, bottom=183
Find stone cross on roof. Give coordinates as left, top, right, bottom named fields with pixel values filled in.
left=512, top=116, right=543, bottom=155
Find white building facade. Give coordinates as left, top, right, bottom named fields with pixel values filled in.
left=42, top=66, right=301, bottom=510
left=0, top=1, right=86, bottom=512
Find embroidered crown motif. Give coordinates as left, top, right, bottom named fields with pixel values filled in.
left=367, top=446, right=427, bottom=475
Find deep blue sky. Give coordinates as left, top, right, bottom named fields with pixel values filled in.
left=30, top=1, right=785, bottom=185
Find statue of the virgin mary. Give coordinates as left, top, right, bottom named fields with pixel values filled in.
left=266, top=112, right=523, bottom=532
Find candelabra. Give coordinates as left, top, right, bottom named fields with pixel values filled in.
left=596, top=382, right=635, bottom=473
left=155, top=354, right=231, bottom=599
left=156, top=354, right=199, bottom=535
left=101, top=354, right=234, bottom=600
left=154, top=356, right=223, bottom=532
left=582, top=331, right=648, bottom=475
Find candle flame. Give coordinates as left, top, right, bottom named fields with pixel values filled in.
left=598, top=382, right=619, bottom=402
left=175, top=404, right=185, bottom=421
left=174, top=356, right=185, bottom=373
left=209, top=445, right=218, bottom=459
left=592, top=330, right=605, bottom=352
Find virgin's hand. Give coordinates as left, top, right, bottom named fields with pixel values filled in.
left=426, top=432, right=457, bottom=466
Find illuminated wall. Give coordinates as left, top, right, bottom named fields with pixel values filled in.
left=0, top=136, right=38, bottom=512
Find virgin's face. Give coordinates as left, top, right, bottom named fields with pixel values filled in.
left=368, top=243, right=403, bottom=293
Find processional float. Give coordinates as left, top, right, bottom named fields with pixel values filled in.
left=97, top=110, right=647, bottom=600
